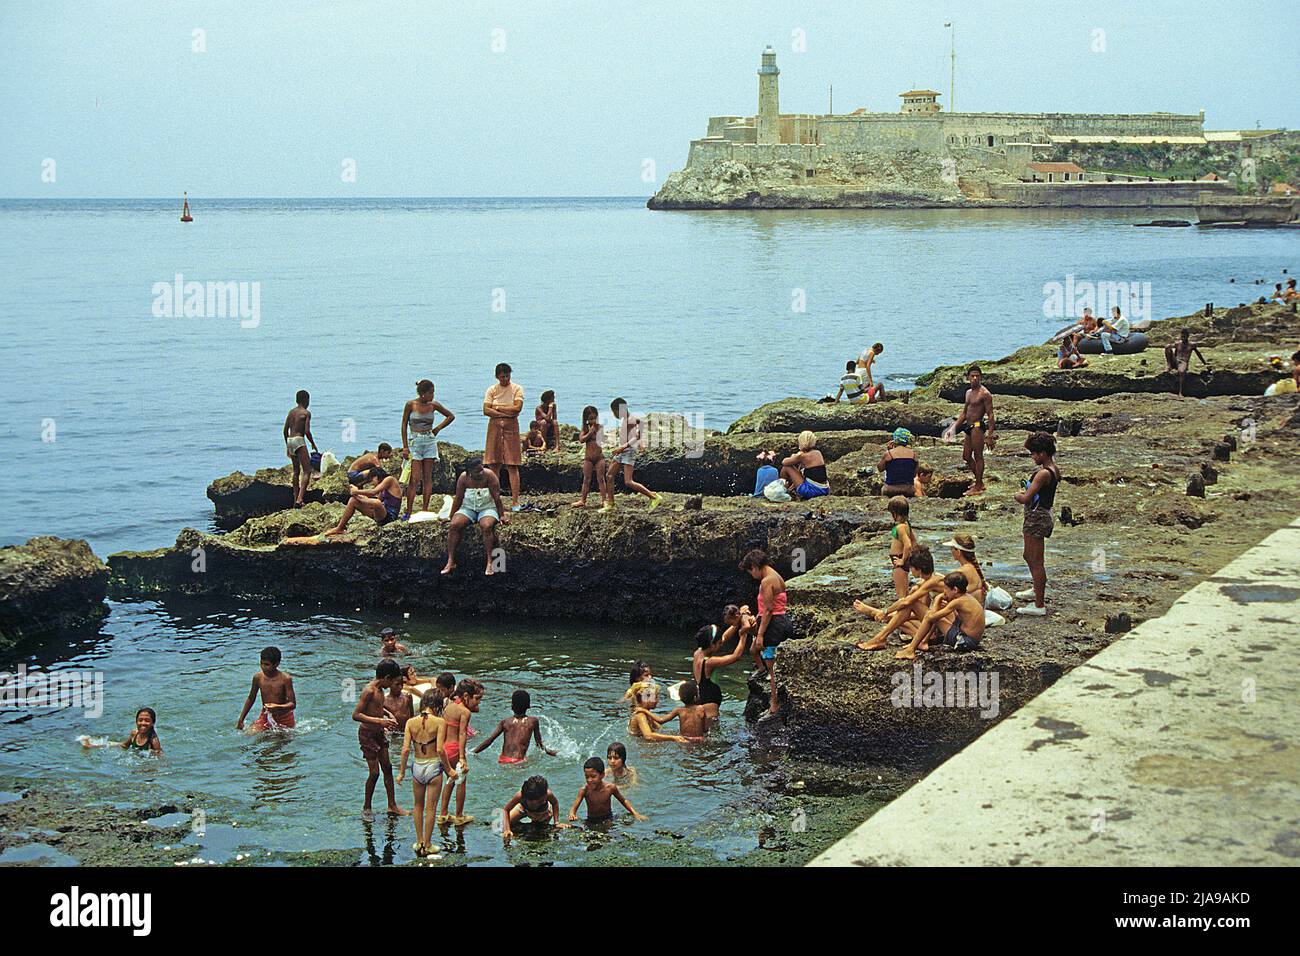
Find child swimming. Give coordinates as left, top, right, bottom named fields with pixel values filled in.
left=628, top=690, right=688, bottom=743
left=395, top=687, right=451, bottom=857
left=606, top=742, right=640, bottom=788
left=501, top=774, right=568, bottom=846
left=437, top=678, right=483, bottom=826
left=81, top=707, right=162, bottom=754
left=653, top=680, right=709, bottom=739
left=235, top=646, right=296, bottom=732
left=569, top=757, right=647, bottom=824
left=472, top=689, right=558, bottom=763
left=379, top=627, right=408, bottom=656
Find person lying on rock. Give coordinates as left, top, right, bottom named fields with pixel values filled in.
left=322, top=467, right=403, bottom=537
left=1164, top=329, right=1209, bottom=398
left=441, top=456, right=509, bottom=576
left=895, top=572, right=986, bottom=661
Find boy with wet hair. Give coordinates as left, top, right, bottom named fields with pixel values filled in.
left=852, top=545, right=945, bottom=651
left=473, top=689, right=558, bottom=763
left=501, top=775, right=567, bottom=845
left=569, top=757, right=647, bottom=823
left=236, top=646, right=297, bottom=731
left=652, top=680, right=709, bottom=739
left=379, top=627, right=408, bottom=656
left=895, top=572, right=986, bottom=660
left=353, top=658, right=410, bottom=821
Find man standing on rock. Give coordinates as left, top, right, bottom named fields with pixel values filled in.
left=283, top=389, right=319, bottom=508
left=483, top=363, right=524, bottom=512
left=951, top=366, right=995, bottom=496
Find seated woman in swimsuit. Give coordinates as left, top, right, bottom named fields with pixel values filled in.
left=323, top=467, right=403, bottom=537
left=692, top=607, right=752, bottom=719
left=941, top=533, right=988, bottom=608
left=780, top=430, right=830, bottom=499
left=533, top=389, right=559, bottom=450
left=879, top=428, right=918, bottom=497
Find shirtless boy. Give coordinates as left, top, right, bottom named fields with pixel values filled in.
left=347, top=444, right=394, bottom=482
left=1164, top=329, right=1210, bottom=398
left=951, top=366, right=996, bottom=496
left=652, top=680, right=709, bottom=739
left=379, top=627, right=408, bottom=656
left=236, top=646, right=297, bottom=731
left=568, top=757, right=648, bottom=824
left=853, top=545, right=944, bottom=651
left=501, top=775, right=568, bottom=845
left=895, top=572, right=986, bottom=660
left=473, top=690, right=558, bottom=763
left=284, top=390, right=319, bottom=507
left=604, top=398, right=661, bottom=511
left=353, top=659, right=410, bottom=821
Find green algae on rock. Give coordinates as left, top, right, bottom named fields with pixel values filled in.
left=0, top=537, right=109, bottom=650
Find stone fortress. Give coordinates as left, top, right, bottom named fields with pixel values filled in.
left=648, top=46, right=1292, bottom=209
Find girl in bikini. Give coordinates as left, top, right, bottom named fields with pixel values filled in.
left=572, top=405, right=608, bottom=507
left=887, top=495, right=916, bottom=600
left=396, top=688, right=451, bottom=857
left=437, top=679, right=483, bottom=826
left=81, top=707, right=162, bottom=754
left=401, top=379, right=455, bottom=517
left=323, top=467, right=404, bottom=536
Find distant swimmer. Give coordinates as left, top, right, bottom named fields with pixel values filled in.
left=283, top=389, right=319, bottom=507
left=236, top=646, right=296, bottom=732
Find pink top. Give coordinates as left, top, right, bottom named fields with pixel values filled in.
left=758, top=588, right=788, bottom=617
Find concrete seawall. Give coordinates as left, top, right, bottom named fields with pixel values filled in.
left=987, top=180, right=1234, bottom=207
left=810, top=516, right=1300, bottom=866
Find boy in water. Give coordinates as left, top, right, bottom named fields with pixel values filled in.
left=569, top=757, right=647, bottom=824
left=895, top=572, right=986, bottom=660
left=353, top=659, right=410, bottom=822
left=1164, top=329, right=1210, bottom=398
left=606, top=742, right=639, bottom=788
left=501, top=774, right=568, bottom=845
left=284, top=389, right=319, bottom=508
left=650, top=680, right=709, bottom=739
left=379, top=627, right=408, bottom=657
left=236, top=646, right=297, bottom=731
left=604, top=398, right=661, bottom=512
left=473, top=689, right=558, bottom=763
left=950, top=366, right=995, bottom=496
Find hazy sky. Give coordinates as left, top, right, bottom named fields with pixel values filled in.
left=2, top=0, right=1295, bottom=197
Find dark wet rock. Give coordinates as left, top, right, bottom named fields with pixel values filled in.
left=1213, top=442, right=1232, bottom=462
left=0, top=537, right=108, bottom=650
left=109, top=495, right=877, bottom=629
left=683, top=495, right=703, bottom=511
left=1186, top=474, right=1206, bottom=497
left=1105, top=612, right=1134, bottom=634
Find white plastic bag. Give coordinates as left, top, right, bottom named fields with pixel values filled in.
left=984, top=609, right=1006, bottom=628
left=763, top=479, right=792, bottom=502
left=319, top=451, right=339, bottom=474
left=985, top=586, right=1013, bottom=610
left=399, top=458, right=412, bottom=485
left=436, top=494, right=453, bottom=521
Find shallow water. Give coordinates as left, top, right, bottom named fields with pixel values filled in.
left=0, top=599, right=786, bottom=866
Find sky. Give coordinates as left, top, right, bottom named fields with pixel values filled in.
left=1, top=0, right=1296, bottom=197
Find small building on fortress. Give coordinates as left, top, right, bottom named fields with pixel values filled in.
left=685, top=46, right=1212, bottom=174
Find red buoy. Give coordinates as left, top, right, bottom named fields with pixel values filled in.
left=180, top=192, right=193, bottom=222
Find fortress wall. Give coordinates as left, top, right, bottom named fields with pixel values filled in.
left=818, top=116, right=947, bottom=152
left=685, top=140, right=821, bottom=168
left=706, top=115, right=746, bottom=137
left=987, top=179, right=1233, bottom=207
left=686, top=138, right=735, bottom=167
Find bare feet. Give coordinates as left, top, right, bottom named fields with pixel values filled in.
left=440, top=562, right=456, bottom=575
left=388, top=805, right=411, bottom=817
left=894, top=648, right=917, bottom=660
left=484, top=563, right=494, bottom=576
left=856, top=638, right=887, bottom=651
left=963, top=484, right=984, bottom=497
left=571, top=500, right=587, bottom=507
left=361, top=809, right=375, bottom=822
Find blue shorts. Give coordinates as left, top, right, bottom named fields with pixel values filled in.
left=409, top=432, right=440, bottom=461
left=795, top=480, right=830, bottom=499
left=457, top=506, right=500, bottom=524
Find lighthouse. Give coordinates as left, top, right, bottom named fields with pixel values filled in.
left=757, top=46, right=780, bottom=145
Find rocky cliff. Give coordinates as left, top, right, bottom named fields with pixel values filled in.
left=0, top=537, right=109, bottom=650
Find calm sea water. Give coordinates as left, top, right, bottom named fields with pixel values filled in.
left=0, top=197, right=1294, bottom=556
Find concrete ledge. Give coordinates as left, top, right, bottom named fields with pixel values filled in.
left=811, top=517, right=1300, bottom=866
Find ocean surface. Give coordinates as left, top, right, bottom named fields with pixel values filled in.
left=0, top=196, right=1295, bottom=556
left=0, top=198, right=1295, bottom=865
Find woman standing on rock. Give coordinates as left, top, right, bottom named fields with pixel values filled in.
left=1015, top=431, right=1060, bottom=616
left=483, top=363, right=524, bottom=512
left=401, top=380, right=455, bottom=517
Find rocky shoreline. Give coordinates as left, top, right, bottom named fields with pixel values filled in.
left=104, top=301, right=1300, bottom=769
left=0, top=537, right=109, bottom=652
